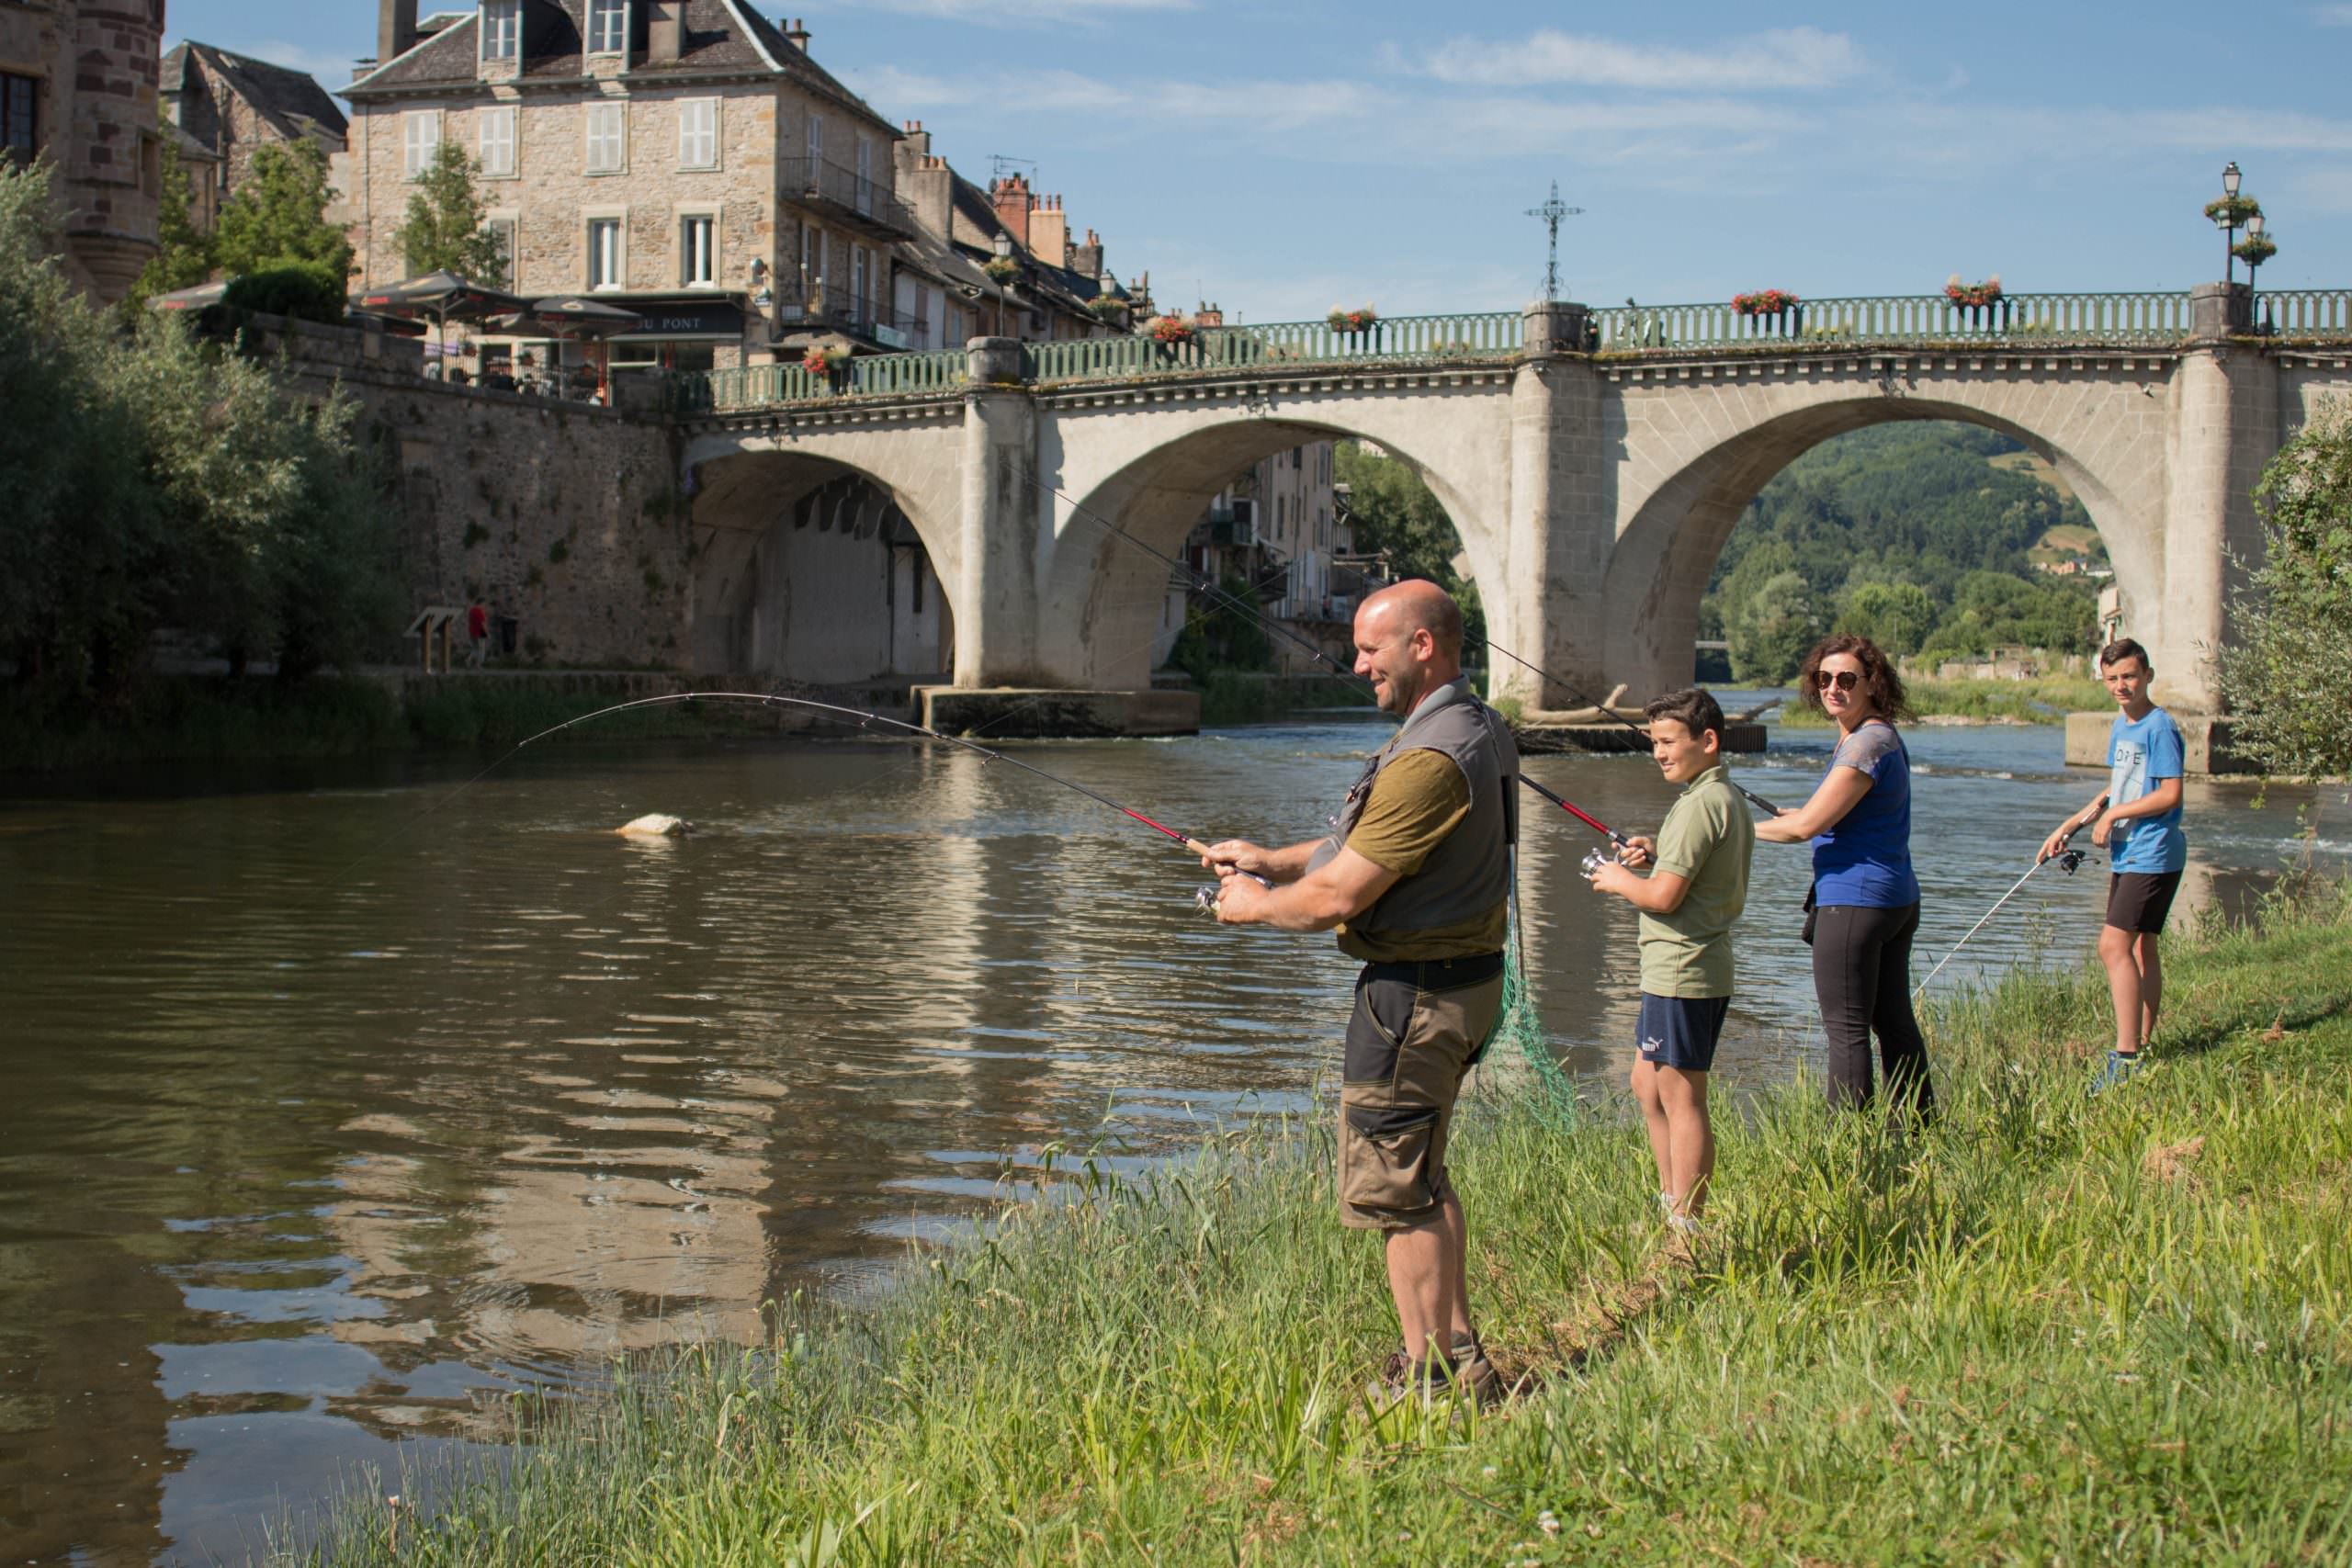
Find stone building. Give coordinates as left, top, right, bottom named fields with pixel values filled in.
left=1154, top=438, right=1351, bottom=673
left=161, top=39, right=347, bottom=197
left=0, top=0, right=166, bottom=304
left=339, top=1, right=914, bottom=378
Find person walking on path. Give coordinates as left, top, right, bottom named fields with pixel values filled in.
left=2036, top=637, right=2188, bottom=1094
left=1757, top=635, right=1933, bottom=1118
left=1201, top=580, right=1517, bottom=1405
left=1589, top=688, right=1755, bottom=1240
left=466, top=599, right=490, bottom=669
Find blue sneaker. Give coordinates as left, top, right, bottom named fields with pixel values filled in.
left=2088, top=1051, right=2142, bottom=1096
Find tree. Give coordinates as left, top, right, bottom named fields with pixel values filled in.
left=393, top=141, right=508, bottom=286
left=129, top=131, right=215, bottom=310
left=212, top=140, right=352, bottom=283
left=1836, top=581, right=1937, bottom=657
left=1333, top=440, right=1484, bottom=647
left=0, top=162, right=396, bottom=705
left=1729, top=570, right=1822, bottom=683
left=2213, top=398, right=2352, bottom=781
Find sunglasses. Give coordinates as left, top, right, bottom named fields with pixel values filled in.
left=1814, top=670, right=1861, bottom=693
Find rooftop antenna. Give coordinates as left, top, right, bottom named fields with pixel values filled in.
left=989, top=153, right=1037, bottom=185
left=1524, top=180, right=1583, bottom=302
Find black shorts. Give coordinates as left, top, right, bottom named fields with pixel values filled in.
left=2106, top=872, right=2183, bottom=935
left=1636, top=993, right=1730, bottom=1074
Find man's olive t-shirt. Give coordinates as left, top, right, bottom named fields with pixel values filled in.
left=1337, top=749, right=1509, bottom=963
left=1637, top=764, right=1754, bottom=998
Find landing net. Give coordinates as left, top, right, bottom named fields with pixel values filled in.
left=1488, top=880, right=1579, bottom=1129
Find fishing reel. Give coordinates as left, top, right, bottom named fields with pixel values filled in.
left=2053, top=848, right=2086, bottom=874
left=1577, top=846, right=1613, bottom=881
left=1193, top=873, right=1272, bottom=916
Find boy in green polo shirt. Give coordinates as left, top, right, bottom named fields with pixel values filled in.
left=1588, top=688, right=1754, bottom=1236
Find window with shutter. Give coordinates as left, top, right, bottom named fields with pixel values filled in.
left=403, top=111, right=440, bottom=178
left=478, top=107, right=515, bottom=177
left=681, top=215, right=714, bottom=287
left=585, top=102, right=626, bottom=173
left=678, top=99, right=717, bottom=169
left=588, top=218, right=623, bottom=289
left=854, top=137, right=872, bottom=214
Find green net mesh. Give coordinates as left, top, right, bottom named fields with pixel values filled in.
left=1485, top=882, right=1581, bottom=1129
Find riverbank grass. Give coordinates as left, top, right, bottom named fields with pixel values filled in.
left=312, top=887, right=2352, bottom=1565
left=1775, top=673, right=2112, bottom=726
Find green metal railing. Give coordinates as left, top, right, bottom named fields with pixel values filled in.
left=1593, top=291, right=2197, bottom=351
left=2256, top=288, right=2352, bottom=337
left=1022, top=311, right=1517, bottom=383
left=667, top=290, right=2350, bottom=414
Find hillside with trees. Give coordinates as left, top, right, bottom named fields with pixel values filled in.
left=1701, top=423, right=2102, bottom=682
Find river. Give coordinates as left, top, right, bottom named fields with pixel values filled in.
left=1, top=705, right=2343, bottom=1565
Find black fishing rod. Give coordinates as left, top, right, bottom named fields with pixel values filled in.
left=515, top=691, right=1228, bottom=861
left=1018, top=468, right=1785, bottom=818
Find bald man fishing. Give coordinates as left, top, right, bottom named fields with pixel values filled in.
left=1202, top=580, right=1519, bottom=1406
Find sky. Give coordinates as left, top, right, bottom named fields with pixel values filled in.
left=166, top=1, right=2350, bottom=323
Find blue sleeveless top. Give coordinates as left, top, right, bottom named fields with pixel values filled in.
left=1811, top=720, right=1918, bottom=908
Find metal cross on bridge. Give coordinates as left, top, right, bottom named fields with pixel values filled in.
left=1526, top=180, right=1584, bottom=302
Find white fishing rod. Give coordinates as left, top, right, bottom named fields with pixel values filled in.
left=1913, top=849, right=2088, bottom=999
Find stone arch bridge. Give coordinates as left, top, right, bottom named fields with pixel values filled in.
left=675, top=287, right=2352, bottom=724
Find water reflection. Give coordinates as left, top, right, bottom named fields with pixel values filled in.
left=0, top=716, right=2342, bottom=1564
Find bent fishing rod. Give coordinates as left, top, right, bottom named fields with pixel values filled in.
left=1912, top=849, right=2088, bottom=998
left=515, top=692, right=1227, bottom=861
left=1019, top=468, right=1783, bottom=818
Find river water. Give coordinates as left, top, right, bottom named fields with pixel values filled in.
left=2, top=705, right=2343, bottom=1565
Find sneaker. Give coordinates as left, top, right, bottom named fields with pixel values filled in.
left=2088, top=1050, right=2142, bottom=1096
left=1666, top=1212, right=1704, bottom=1241
left=1657, top=1190, right=1676, bottom=1217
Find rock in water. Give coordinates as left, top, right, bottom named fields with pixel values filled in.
left=616, top=814, right=693, bottom=838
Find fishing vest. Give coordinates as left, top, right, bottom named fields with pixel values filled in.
left=1316, top=677, right=1519, bottom=946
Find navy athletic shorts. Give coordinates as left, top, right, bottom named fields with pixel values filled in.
left=1636, top=993, right=1731, bottom=1074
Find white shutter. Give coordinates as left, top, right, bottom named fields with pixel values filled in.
left=678, top=99, right=716, bottom=169
left=586, top=102, right=625, bottom=173
left=478, top=107, right=514, bottom=176
left=403, top=111, right=440, bottom=177
left=806, top=113, right=823, bottom=164
left=854, top=137, right=872, bottom=213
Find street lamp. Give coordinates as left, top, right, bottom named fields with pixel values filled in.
left=2237, top=209, right=2276, bottom=333
left=2210, top=161, right=2255, bottom=285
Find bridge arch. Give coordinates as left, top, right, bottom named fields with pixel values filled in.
left=1598, top=371, right=2171, bottom=701
left=1033, top=381, right=1517, bottom=689
left=682, top=425, right=965, bottom=681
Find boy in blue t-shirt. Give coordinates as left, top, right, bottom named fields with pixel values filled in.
left=2038, top=638, right=2188, bottom=1093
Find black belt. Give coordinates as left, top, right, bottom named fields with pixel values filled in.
left=1358, top=952, right=1505, bottom=989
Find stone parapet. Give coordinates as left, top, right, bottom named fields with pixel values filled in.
left=915, top=686, right=1202, bottom=739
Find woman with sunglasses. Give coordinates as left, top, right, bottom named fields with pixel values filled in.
left=1756, top=635, right=1933, bottom=1118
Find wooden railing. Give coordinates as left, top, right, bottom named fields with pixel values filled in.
left=1592, top=291, right=2197, bottom=351
left=668, top=291, right=2352, bottom=412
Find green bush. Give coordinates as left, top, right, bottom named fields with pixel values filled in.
left=223, top=261, right=347, bottom=325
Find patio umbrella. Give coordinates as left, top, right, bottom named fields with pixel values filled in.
left=146, top=278, right=231, bottom=311
left=356, top=271, right=527, bottom=366
left=492, top=297, right=643, bottom=400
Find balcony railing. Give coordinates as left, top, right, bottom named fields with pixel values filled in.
left=2256, top=288, right=2352, bottom=337
left=1591, top=291, right=2198, bottom=351
left=778, top=156, right=914, bottom=238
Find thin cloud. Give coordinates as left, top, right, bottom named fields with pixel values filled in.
left=2314, top=3, right=2352, bottom=24
left=1410, top=26, right=1867, bottom=91
left=848, top=66, right=1381, bottom=133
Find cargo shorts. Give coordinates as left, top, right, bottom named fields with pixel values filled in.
left=1337, top=953, right=1506, bottom=1231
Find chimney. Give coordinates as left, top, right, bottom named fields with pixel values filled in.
left=899, top=118, right=930, bottom=158
left=379, top=0, right=418, bottom=64
left=785, top=17, right=811, bottom=51
left=1026, top=194, right=1069, bottom=269
left=989, top=173, right=1032, bottom=248
left=1070, top=226, right=1103, bottom=281
left=903, top=152, right=952, bottom=240
left=1195, top=301, right=1223, bottom=327
left=649, top=0, right=684, bottom=62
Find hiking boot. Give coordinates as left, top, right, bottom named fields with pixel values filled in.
left=2088, top=1050, right=2142, bottom=1096
left=1448, top=1333, right=1505, bottom=1407
left=1366, top=1342, right=1498, bottom=1411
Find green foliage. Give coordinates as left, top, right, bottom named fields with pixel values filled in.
left=129, top=132, right=215, bottom=310
left=1835, top=580, right=1937, bottom=656
left=1727, top=568, right=1822, bottom=682
left=2215, top=398, right=2352, bottom=779
left=1167, top=574, right=1273, bottom=681
left=1332, top=441, right=1485, bottom=647
left=305, top=887, right=2352, bottom=1565
left=1704, top=423, right=2100, bottom=671
left=211, top=140, right=352, bottom=283
left=0, top=163, right=396, bottom=709
left=222, top=260, right=346, bottom=325
left=393, top=141, right=509, bottom=287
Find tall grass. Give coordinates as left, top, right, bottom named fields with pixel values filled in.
left=1778, top=674, right=2113, bottom=726
left=299, top=886, right=2352, bottom=1566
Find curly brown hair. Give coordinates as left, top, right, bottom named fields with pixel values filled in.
left=1796, top=634, right=1916, bottom=723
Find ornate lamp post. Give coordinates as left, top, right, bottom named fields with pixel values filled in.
left=2235, top=210, right=2277, bottom=333
left=2206, top=161, right=2259, bottom=286
left=992, top=232, right=1015, bottom=338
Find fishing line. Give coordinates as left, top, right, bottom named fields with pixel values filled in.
left=1015, top=466, right=1784, bottom=816
left=1913, top=849, right=2088, bottom=999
